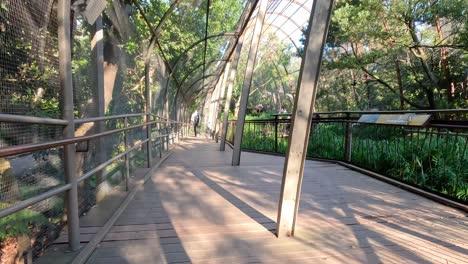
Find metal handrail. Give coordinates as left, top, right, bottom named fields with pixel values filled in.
left=270, top=109, right=468, bottom=116
left=74, top=113, right=148, bottom=124
left=151, top=114, right=185, bottom=124
left=0, top=112, right=188, bottom=126
left=0, top=183, right=72, bottom=219
left=0, top=119, right=169, bottom=157
left=0, top=113, right=68, bottom=125
left=0, top=133, right=161, bottom=219
left=0, top=115, right=188, bottom=220
left=233, top=119, right=468, bottom=131
left=77, top=138, right=150, bottom=182
left=230, top=109, right=467, bottom=129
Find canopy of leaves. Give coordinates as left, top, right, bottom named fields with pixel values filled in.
left=312, top=0, right=468, bottom=111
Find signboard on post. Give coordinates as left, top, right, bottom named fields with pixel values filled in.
left=358, top=113, right=431, bottom=126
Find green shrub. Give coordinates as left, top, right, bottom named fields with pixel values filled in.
left=0, top=203, right=49, bottom=241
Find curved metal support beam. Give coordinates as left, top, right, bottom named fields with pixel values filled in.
left=283, top=0, right=311, bottom=13
left=184, top=13, right=300, bottom=81
left=184, top=30, right=300, bottom=102
left=170, top=32, right=238, bottom=72
left=265, top=0, right=311, bottom=41
left=166, top=33, right=237, bottom=101
left=189, top=61, right=229, bottom=98
left=183, top=74, right=218, bottom=97
left=189, top=44, right=300, bottom=105
left=132, top=0, right=187, bottom=103
left=168, top=33, right=236, bottom=102
left=175, top=0, right=260, bottom=105
left=179, top=59, right=227, bottom=88
left=245, top=0, right=311, bottom=29
left=144, top=0, right=183, bottom=64
left=167, top=59, right=227, bottom=102
left=187, top=82, right=213, bottom=103
left=188, top=64, right=231, bottom=103
left=245, top=22, right=300, bottom=53
left=202, top=0, right=211, bottom=102
left=265, top=11, right=302, bottom=29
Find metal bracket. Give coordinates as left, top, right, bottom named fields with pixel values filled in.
left=75, top=140, right=89, bottom=152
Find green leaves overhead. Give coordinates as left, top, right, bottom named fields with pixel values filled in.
left=314, top=0, right=468, bottom=111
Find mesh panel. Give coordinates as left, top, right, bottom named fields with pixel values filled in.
left=0, top=1, right=66, bottom=260
left=0, top=0, right=62, bottom=147
left=0, top=122, right=63, bottom=147
left=1, top=0, right=191, bottom=261
left=73, top=16, right=99, bottom=118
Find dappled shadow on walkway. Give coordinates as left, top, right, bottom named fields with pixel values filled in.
left=87, top=137, right=467, bottom=263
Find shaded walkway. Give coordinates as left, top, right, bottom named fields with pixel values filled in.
left=86, top=137, right=468, bottom=263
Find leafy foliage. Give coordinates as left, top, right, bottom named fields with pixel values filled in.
left=308, top=0, right=468, bottom=111
left=0, top=203, right=49, bottom=241
left=235, top=116, right=468, bottom=202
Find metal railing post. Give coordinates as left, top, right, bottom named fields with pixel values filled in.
left=164, top=126, right=167, bottom=148
left=124, top=117, right=130, bottom=191
left=166, top=126, right=170, bottom=150
left=344, top=113, right=352, bottom=162
left=145, top=64, right=153, bottom=168
left=58, top=0, right=80, bottom=251
left=161, top=125, right=166, bottom=153
left=146, top=116, right=153, bottom=168
left=157, top=121, right=162, bottom=158
left=232, top=121, right=236, bottom=143
left=274, top=115, right=279, bottom=153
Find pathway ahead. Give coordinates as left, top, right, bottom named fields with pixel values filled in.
left=86, top=137, right=467, bottom=264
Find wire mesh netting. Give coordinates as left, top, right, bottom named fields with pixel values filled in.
left=0, top=0, right=177, bottom=261
left=0, top=0, right=60, bottom=118
left=1, top=0, right=466, bottom=263
left=0, top=0, right=66, bottom=261
left=0, top=0, right=253, bottom=261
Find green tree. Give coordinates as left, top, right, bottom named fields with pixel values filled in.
left=300, top=0, right=468, bottom=111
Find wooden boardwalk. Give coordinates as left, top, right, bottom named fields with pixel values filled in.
left=85, top=137, right=468, bottom=264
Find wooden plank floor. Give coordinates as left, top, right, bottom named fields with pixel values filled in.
left=86, top=137, right=468, bottom=264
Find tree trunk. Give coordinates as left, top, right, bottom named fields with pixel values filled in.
left=435, top=15, right=454, bottom=105
left=382, top=16, right=404, bottom=109
left=349, top=70, right=360, bottom=108
left=406, top=20, right=439, bottom=109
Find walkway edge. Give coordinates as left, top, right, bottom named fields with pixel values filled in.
left=71, top=152, right=172, bottom=264
left=224, top=144, right=467, bottom=213
left=335, top=161, right=468, bottom=213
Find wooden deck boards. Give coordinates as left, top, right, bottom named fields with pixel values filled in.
left=86, top=137, right=468, bottom=264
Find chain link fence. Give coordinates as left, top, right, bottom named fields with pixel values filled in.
left=0, top=1, right=179, bottom=262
